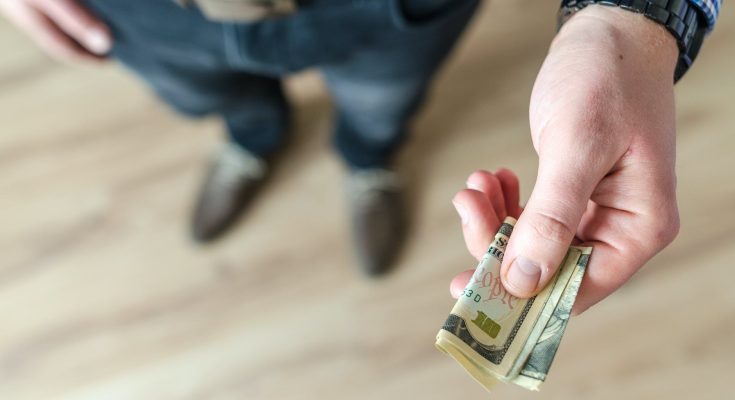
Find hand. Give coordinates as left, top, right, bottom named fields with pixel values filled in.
left=451, top=5, right=681, bottom=314
left=0, top=0, right=111, bottom=62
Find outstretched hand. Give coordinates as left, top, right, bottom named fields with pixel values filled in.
left=450, top=5, right=682, bottom=315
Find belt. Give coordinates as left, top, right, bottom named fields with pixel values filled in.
left=177, top=0, right=299, bottom=22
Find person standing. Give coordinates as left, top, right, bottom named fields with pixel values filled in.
left=2, top=0, right=724, bottom=310
left=0, top=0, right=480, bottom=275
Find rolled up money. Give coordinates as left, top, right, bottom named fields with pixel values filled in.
left=436, top=217, right=592, bottom=392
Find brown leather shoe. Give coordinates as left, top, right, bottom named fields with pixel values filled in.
left=191, top=144, right=268, bottom=242
left=348, top=169, right=407, bottom=276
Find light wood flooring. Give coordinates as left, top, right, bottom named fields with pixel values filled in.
left=1, top=2, right=733, bottom=399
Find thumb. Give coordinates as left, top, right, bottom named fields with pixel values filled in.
left=501, top=161, right=598, bottom=298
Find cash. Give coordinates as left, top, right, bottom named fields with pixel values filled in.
left=435, top=216, right=592, bottom=392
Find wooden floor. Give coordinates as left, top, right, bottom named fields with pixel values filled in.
left=1, top=2, right=734, bottom=399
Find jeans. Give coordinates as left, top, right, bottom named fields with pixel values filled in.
left=81, top=0, right=479, bottom=169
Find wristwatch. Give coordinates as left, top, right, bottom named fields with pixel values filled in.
left=558, top=0, right=707, bottom=82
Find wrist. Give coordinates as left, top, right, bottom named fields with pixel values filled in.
left=551, top=4, right=679, bottom=83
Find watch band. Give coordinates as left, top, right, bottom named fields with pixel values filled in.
left=558, top=0, right=707, bottom=82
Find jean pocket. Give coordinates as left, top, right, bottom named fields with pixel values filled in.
left=388, top=0, right=479, bottom=32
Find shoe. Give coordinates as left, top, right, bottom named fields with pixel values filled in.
left=191, top=143, right=268, bottom=242
left=347, top=168, right=407, bottom=276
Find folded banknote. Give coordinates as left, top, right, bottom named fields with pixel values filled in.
left=436, top=216, right=592, bottom=391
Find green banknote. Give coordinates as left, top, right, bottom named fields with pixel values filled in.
left=436, top=217, right=592, bottom=392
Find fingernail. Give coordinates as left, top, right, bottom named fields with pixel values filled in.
left=454, top=202, right=469, bottom=225
left=86, top=29, right=111, bottom=54
left=506, top=256, right=541, bottom=294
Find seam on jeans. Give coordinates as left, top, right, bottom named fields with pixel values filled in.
left=223, top=24, right=240, bottom=69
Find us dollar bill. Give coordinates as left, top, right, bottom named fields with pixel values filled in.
left=435, top=217, right=592, bottom=392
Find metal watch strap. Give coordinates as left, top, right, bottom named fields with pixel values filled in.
left=558, top=0, right=707, bottom=82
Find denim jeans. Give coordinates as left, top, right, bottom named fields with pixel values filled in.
left=81, top=0, right=479, bottom=169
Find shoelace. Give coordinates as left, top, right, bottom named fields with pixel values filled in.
left=211, top=145, right=267, bottom=191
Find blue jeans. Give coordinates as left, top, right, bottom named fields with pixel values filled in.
left=82, top=0, right=479, bottom=169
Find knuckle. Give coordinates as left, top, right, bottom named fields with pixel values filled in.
left=660, top=212, right=680, bottom=245
left=650, top=205, right=680, bottom=248
left=530, top=209, right=576, bottom=245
